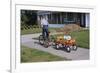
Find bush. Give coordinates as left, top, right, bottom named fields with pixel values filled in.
left=21, top=24, right=40, bottom=30
left=33, top=25, right=39, bottom=28
left=56, top=24, right=82, bottom=34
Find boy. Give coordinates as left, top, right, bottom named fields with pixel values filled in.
left=41, top=16, right=49, bottom=40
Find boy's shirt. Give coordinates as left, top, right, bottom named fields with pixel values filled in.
left=41, top=19, right=48, bottom=27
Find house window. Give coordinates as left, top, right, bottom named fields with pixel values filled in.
left=63, top=13, right=75, bottom=24
left=67, top=13, right=74, bottom=21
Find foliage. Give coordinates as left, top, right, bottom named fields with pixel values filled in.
left=21, top=10, right=38, bottom=30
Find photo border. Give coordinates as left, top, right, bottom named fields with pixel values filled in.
left=11, top=2, right=96, bottom=73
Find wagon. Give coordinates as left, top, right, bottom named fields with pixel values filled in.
left=54, top=35, right=77, bottom=52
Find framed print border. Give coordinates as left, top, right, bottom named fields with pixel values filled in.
left=11, top=1, right=96, bottom=73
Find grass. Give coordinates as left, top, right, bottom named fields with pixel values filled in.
left=21, top=46, right=67, bottom=63
left=70, top=30, right=89, bottom=49
left=21, top=28, right=42, bottom=35
left=21, top=28, right=59, bottom=35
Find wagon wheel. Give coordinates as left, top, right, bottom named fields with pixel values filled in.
left=72, top=45, right=77, bottom=51
left=65, top=46, right=71, bottom=53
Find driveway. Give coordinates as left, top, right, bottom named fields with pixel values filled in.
left=21, top=33, right=89, bottom=60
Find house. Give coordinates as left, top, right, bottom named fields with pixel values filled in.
left=37, top=11, right=90, bottom=28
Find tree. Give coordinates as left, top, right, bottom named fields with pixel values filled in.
left=21, top=10, right=37, bottom=29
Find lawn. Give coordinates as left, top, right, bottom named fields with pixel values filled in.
left=21, top=28, right=59, bottom=35
left=21, top=46, right=67, bottom=63
left=21, top=28, right=42, bottom=35
left=70, top=30, right=89, bottom=49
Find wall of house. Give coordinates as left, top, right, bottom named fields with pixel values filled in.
left=85, top=13, right=90, bottom=28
